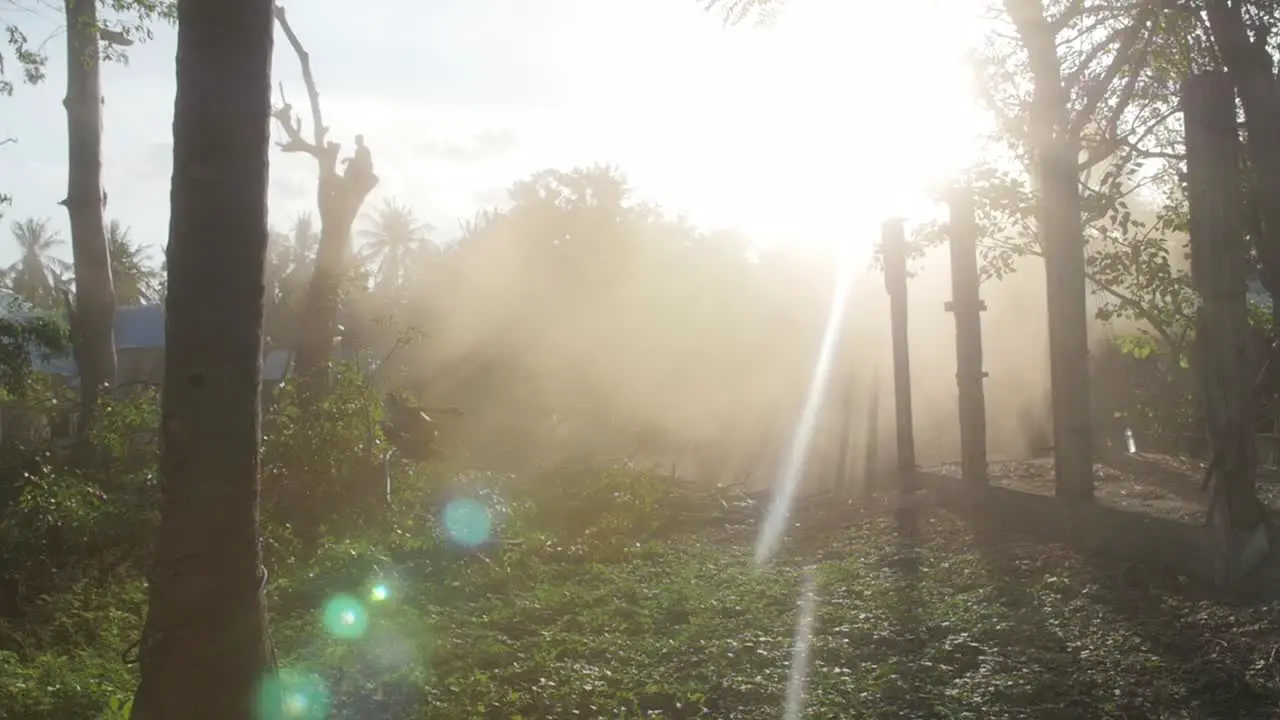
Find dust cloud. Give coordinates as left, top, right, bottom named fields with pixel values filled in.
left=379, top=205, right=1119, bottom=496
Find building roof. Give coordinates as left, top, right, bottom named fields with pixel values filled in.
left=115, top=304, right=165, bottom=350
left=20, top=304, right=166, bottom=377
left=263, top=349, right=293, bottom=382
left=20, top=304, right=338, bottom=383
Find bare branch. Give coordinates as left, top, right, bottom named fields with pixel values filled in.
left=1063, top=25, right=1129, bottom=87
left=270, top=82, right=317, bottom=157
left=272, top=4, right=334, bottom=164
left=1068, top=3, right=1158, bottom=138
left=1078, top=28, right=1157, bottom=170
left=1049, top=0, right=1120, bottom=33
left=0, top=136, right=15, bottom=148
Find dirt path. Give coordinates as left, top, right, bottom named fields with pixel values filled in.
left=929, top=454, right=1280, bottom=524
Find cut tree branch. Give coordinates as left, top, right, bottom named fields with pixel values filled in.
left=271, top=4, right=333, bottom=163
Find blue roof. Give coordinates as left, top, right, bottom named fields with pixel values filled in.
left=26, top=305, right=302, bottom=382
left=27, top=304, right=166, bottom=377
left=115, top=305, right=165, bottom=350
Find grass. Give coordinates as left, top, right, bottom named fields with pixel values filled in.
left=8, top=497, right=1280, bottom=718
left=267, top=506, right=1280, bottom=719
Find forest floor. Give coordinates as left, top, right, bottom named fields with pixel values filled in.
left=931, top=453, right=1280, bottom=522
left=10, top=460, right=1280, bottom=718
left=262, top=479, right=1280, bottom=719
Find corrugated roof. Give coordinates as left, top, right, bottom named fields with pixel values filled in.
left=22, top=304, right=342, bottom=382
left=23, top=304, right=165, bottom=376
left=115, top=304, right=166, bottom=350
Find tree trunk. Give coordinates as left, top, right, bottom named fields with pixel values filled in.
left=947, top=187, right=989, bottom=499
left=269, top=6, right=379, bottom=401
left=1039, top=137, right=1095, bottom=502
left=1206, top=0, right=1280, bottom=469
left=129, top=0, right=277, bottom=715
left=1006, top=0, right=1095, bottom=502
left=293, top=179, right=369, bottom=399
left=62, top=0, right=117, bottom=431
left=1183, top=71, right=1270, bottom=587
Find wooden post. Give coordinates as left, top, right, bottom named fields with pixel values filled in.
left=1183, top=71, right=1270, bottom=584
left=882, top=219, right=917, bottom=496
left=945, top=188, right=989, bottom=497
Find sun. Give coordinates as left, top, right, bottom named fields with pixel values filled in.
left=746, top=0, right=987, bottom=248
left=614, top=0, right=990, bottom=252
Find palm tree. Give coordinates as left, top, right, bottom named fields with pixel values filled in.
left=106, top=220, right=163, bottom=305
left=5, top=217, right=71, bottom=310
left=358, top=198, right=433, bottom=289
left=272, top=212, right=319, bottom=278
left=264, top=213, right=320, bottom=345
left=129, top=0, right=276, bottom=714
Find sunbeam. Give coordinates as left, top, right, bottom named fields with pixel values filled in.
left=783, top=566, right=820, bottom=720
left=754, top=246, right=860, bottom=566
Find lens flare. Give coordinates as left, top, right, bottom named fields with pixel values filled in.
left=370, top=583, right=390, bottom=602
left=256, top=669, right=331, bottom=720
left=367, top=623, right=423, bottom=670
left=442, top=498, right=493, bottom=548
left=321, top=593, right=369, bottom=640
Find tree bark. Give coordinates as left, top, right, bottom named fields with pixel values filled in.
left=947, top=188, right=989, bottom=499
left=1005, top=0, right=1096, bottom=501
left=293, top=178, right=371, bottom=398
left=62, top=0, right=117, bottom=430
left=1205, top=0, right=1280, bottom=468
left=1183, top=71, right=1270, bottom=587
left=1040, top=138, right=1095, bottom=502
left=129, top=0, right=277, bottom=715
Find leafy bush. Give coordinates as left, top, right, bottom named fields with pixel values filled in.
left=0, top=580, right=144, bottom=719
left=262, top=362, right=392, bottom=555
left=11, top=357, right=1279, bottom=719
left=87, top=385, right=161, bottom=481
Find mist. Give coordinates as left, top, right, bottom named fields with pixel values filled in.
left=342, top=167, right=1127, bottom=495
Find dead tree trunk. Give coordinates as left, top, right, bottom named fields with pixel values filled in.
left=946, top=188, right=988, bottom=499
left=62, top=0, right=117, bottom=430
left=1183, top=71, right=1271, bottom=586
left=271, top=4, right=377, bottom=400
left=881, top=220, right=916, bottom=503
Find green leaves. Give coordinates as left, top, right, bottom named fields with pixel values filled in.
left=1, top=1, right=176, bottom=96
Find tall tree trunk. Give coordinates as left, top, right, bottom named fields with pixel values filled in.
left=130, top=0, right=277, bottom=715
left=62, top=0, right=117, bottom=430
left=1005, top=0, right=1095, bottom=501
left=293, top=180, right=369, bottom=398
left=1039, top=137, right=1095, bottom=502
left=1206, top=0, right=1280, bottom=464
left=1183, top=71, right=1270, bottom=587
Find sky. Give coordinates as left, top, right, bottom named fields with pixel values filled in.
left=0, top=0, right=987, bottom=268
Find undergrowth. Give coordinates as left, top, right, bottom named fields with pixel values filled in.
left=2, top=371, right=1280, bottom=718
